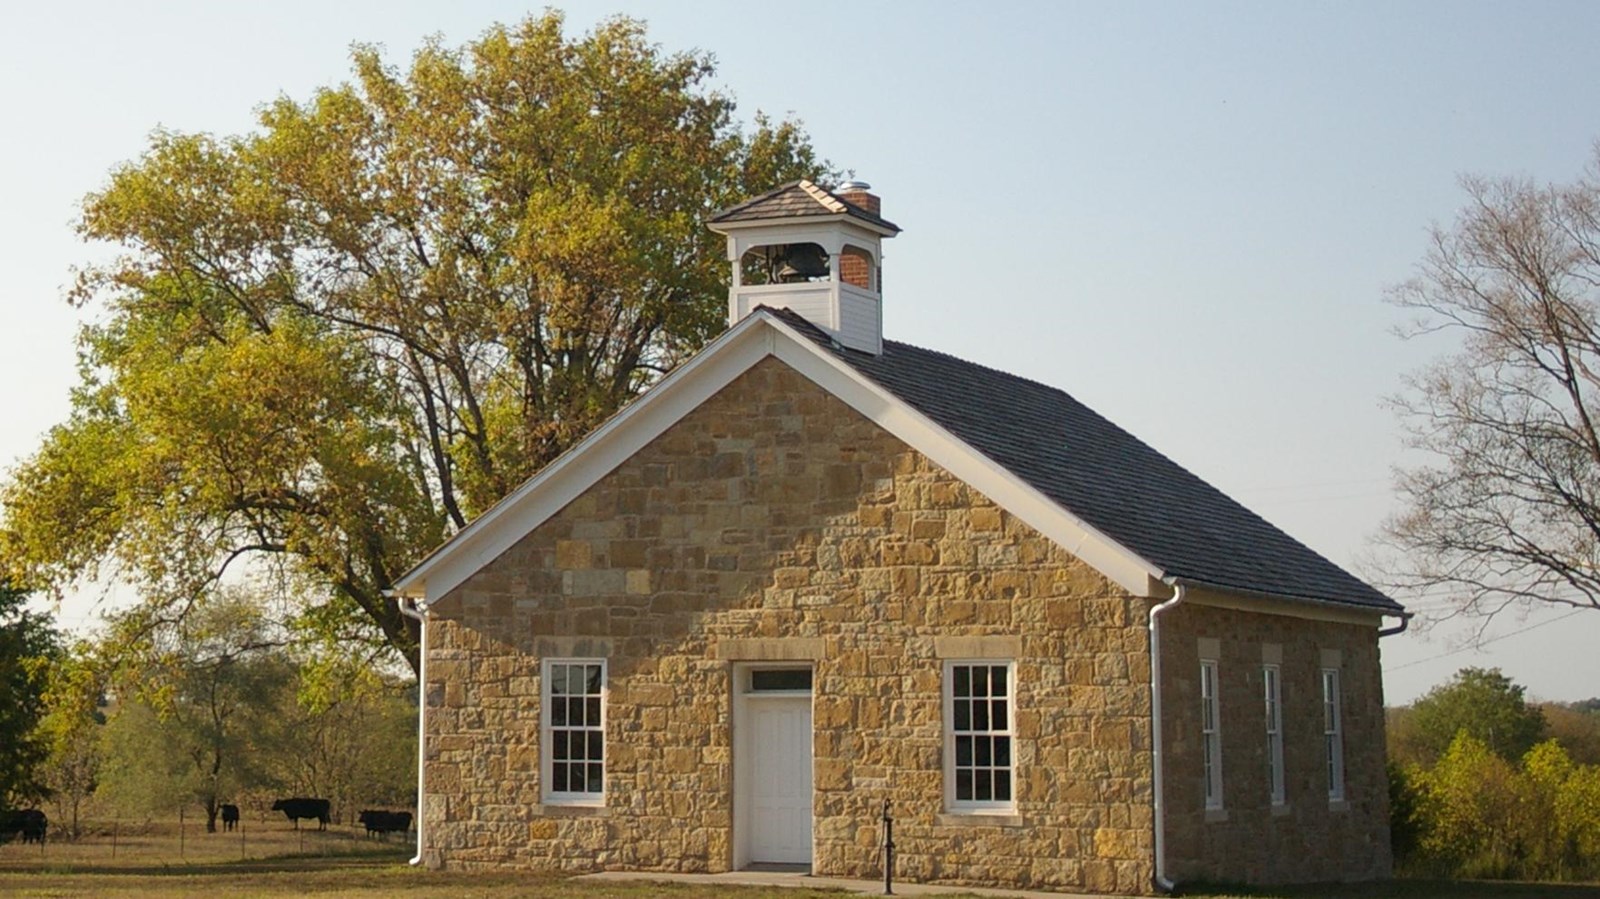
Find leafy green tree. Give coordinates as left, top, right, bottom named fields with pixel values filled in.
left=37, top=641, right=105, bottom=838
left=0, top=580, right=61, bottom=808
left=1542, top=701, right=1600, bottom=765
left=0, top=12, right=829, bottom=674
left=1414, top=732, right=1522, bottom=878
left=1409, top=667, right=1547, bottom=764
left=98, top=592, right=291, bottom=831
left=258, top=657, right=416, bottom=823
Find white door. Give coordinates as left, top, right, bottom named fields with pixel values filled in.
left=746, top=696, right=813, bottom=864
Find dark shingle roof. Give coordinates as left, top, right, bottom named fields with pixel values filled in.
left=763, top=307, right=1401, bottom=614
left=710, top=180, right=901, bottom=233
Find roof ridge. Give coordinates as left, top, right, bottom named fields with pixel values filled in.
left=707, top=179, right=809, bottom=221
left=799, top=180, right=848, bottom=213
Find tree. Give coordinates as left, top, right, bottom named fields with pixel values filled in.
left=1409, top=667, right=1547, bottom=764
left=258, top=660, right=416, bottom=823
left=1414, top=732, right=1522, bottom=878
left=0, top=580, right=61, bottom=808
left=1384, top=148, right=1600, bottom=623
left=0, top=12, right=829, bottom=674
left=1541, top=700, right=1600, bottom=765
left=37, top=642, right=105, bottom=839
left=98, top=592, right=290, bottom=831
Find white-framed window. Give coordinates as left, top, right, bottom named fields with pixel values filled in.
left=1322, top=667, right=1344, bottom=802
left=542, top=658, right=606, bottom=805
left=1263, top=664, right=1285, bottom=806
left=1200, top=659, right=1223, bottom=809
left=944, top=661, right=1015, bottom=812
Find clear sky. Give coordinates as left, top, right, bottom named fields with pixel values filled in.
left=4, top=0, right=1600, bottom=705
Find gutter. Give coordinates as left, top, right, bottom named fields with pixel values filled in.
left=393, top=591, right=427, bottom=867
left=1148, top=579, right=1187, bottom=894
left=1378, top=612, right=1413, bottom=638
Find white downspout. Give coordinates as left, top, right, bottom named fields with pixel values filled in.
left=1149, top=580, right=1187, bottom=894
left=395, top=592, right=427, bottom=867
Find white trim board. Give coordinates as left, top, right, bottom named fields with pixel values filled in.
left=393, top=309, right=1166, bottom=606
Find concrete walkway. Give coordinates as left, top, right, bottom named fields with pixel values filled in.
left=577, top=870, right=1118, bottom=898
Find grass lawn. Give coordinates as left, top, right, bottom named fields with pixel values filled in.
left=6, top=860, right=1600, bottom=899
left=4, top=824, right=1600, bottom=899
left=1187, top=880, right=1600, bottom=898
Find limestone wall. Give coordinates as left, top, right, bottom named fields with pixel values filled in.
left=1157, top=600, right=1392, bottom=884
left=422, top=356, right=1156, bottom=894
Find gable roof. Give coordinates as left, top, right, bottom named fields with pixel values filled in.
left=709, top=179, right=901, bottom=233
left=763, top=307, right=1401, bottom=614
left=392, top=308, right=1401, bottom=618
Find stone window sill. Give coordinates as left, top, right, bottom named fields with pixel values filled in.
left=535, top=802, right=610, bottom=817
left=937, top=812, right=1023, bottom=828
left=1204, top=807, right=1229, bottom=823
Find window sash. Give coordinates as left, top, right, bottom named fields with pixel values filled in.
left=1322, top=667, right=1344, bottom=802
left=944, top=661, right=1015, bottom=812
left=1264, top=664, right=1285, bottom=805
left=543, top=658, right=606, bottom=804
left=1200, top=660, right=1222, bottom=809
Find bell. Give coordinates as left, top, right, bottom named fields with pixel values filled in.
left=776, top=243, right=830, bottom=282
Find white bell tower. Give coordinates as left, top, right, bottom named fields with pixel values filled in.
left=708, top=179, right=900, bottom=355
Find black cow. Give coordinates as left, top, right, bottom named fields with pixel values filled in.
left=220, top=804, right=239, bottom=832
left=270, top=797, right=330, bottom=831
left=0, top=809, right=47, bottom=845
left=357, top=809, right=412, bottom=839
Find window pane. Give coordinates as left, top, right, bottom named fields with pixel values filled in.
left=954, top=699, right=970, bottom=731
left=553, top=731, right=569, bottom=761
left=569, top=697, right=586, bottom=727
left=587, top=697, right=602, bottom=725
left=972, top=671, right=989, bottom=698
left=992, top=699, right=1008, bottom=731
left=956, top=770, right=973, bottom=801
left=586, top=664, right=603, bottom=694
left=954, top=666, right=971, bottom=698
left=587, top=763, right=604, bottom=793
left=956, top=735, right=973, bottom=766
left=990, top=666, right=1007, bottom=698
left=751, top=669, right=813, bottom=691
left=976, top=735, right=992, bottom=766
left=973, top=701, right=989, bottom=731
left=975, top=769, right=993, bottom=800
left=994, top=769, right=1011, bottom=801
left=551, top=665, right=570, bottom=696
left=590, top=731, right=604, bottom=762
left=552, top=763, right=569, bottom=793
left=552, top=697, right=568, bottom=727
left=995, top=736, right=1011, bottom=767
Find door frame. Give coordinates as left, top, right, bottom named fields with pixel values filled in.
left=731, top=662, right=815, bottom=870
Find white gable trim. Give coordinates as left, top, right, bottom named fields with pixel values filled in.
left=393, top=311, right=1166, bottom=606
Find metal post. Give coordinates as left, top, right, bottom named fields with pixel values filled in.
left=111, top=819, right=117, bottom=860
left=179, top=806, right=185, bottom=861
left=881, top=799, right=895, bottom=896
left=240, top=817, right=246, bottom=860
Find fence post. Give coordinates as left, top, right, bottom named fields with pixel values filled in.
left=111, top=819, right=117, bottom=860
left=179, top=805, right=185, bottom=861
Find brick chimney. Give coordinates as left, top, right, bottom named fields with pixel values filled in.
left=835, top=180, right=881, bottom=216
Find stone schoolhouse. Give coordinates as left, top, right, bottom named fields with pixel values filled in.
left=390, top=180, right=1407, bottom=894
